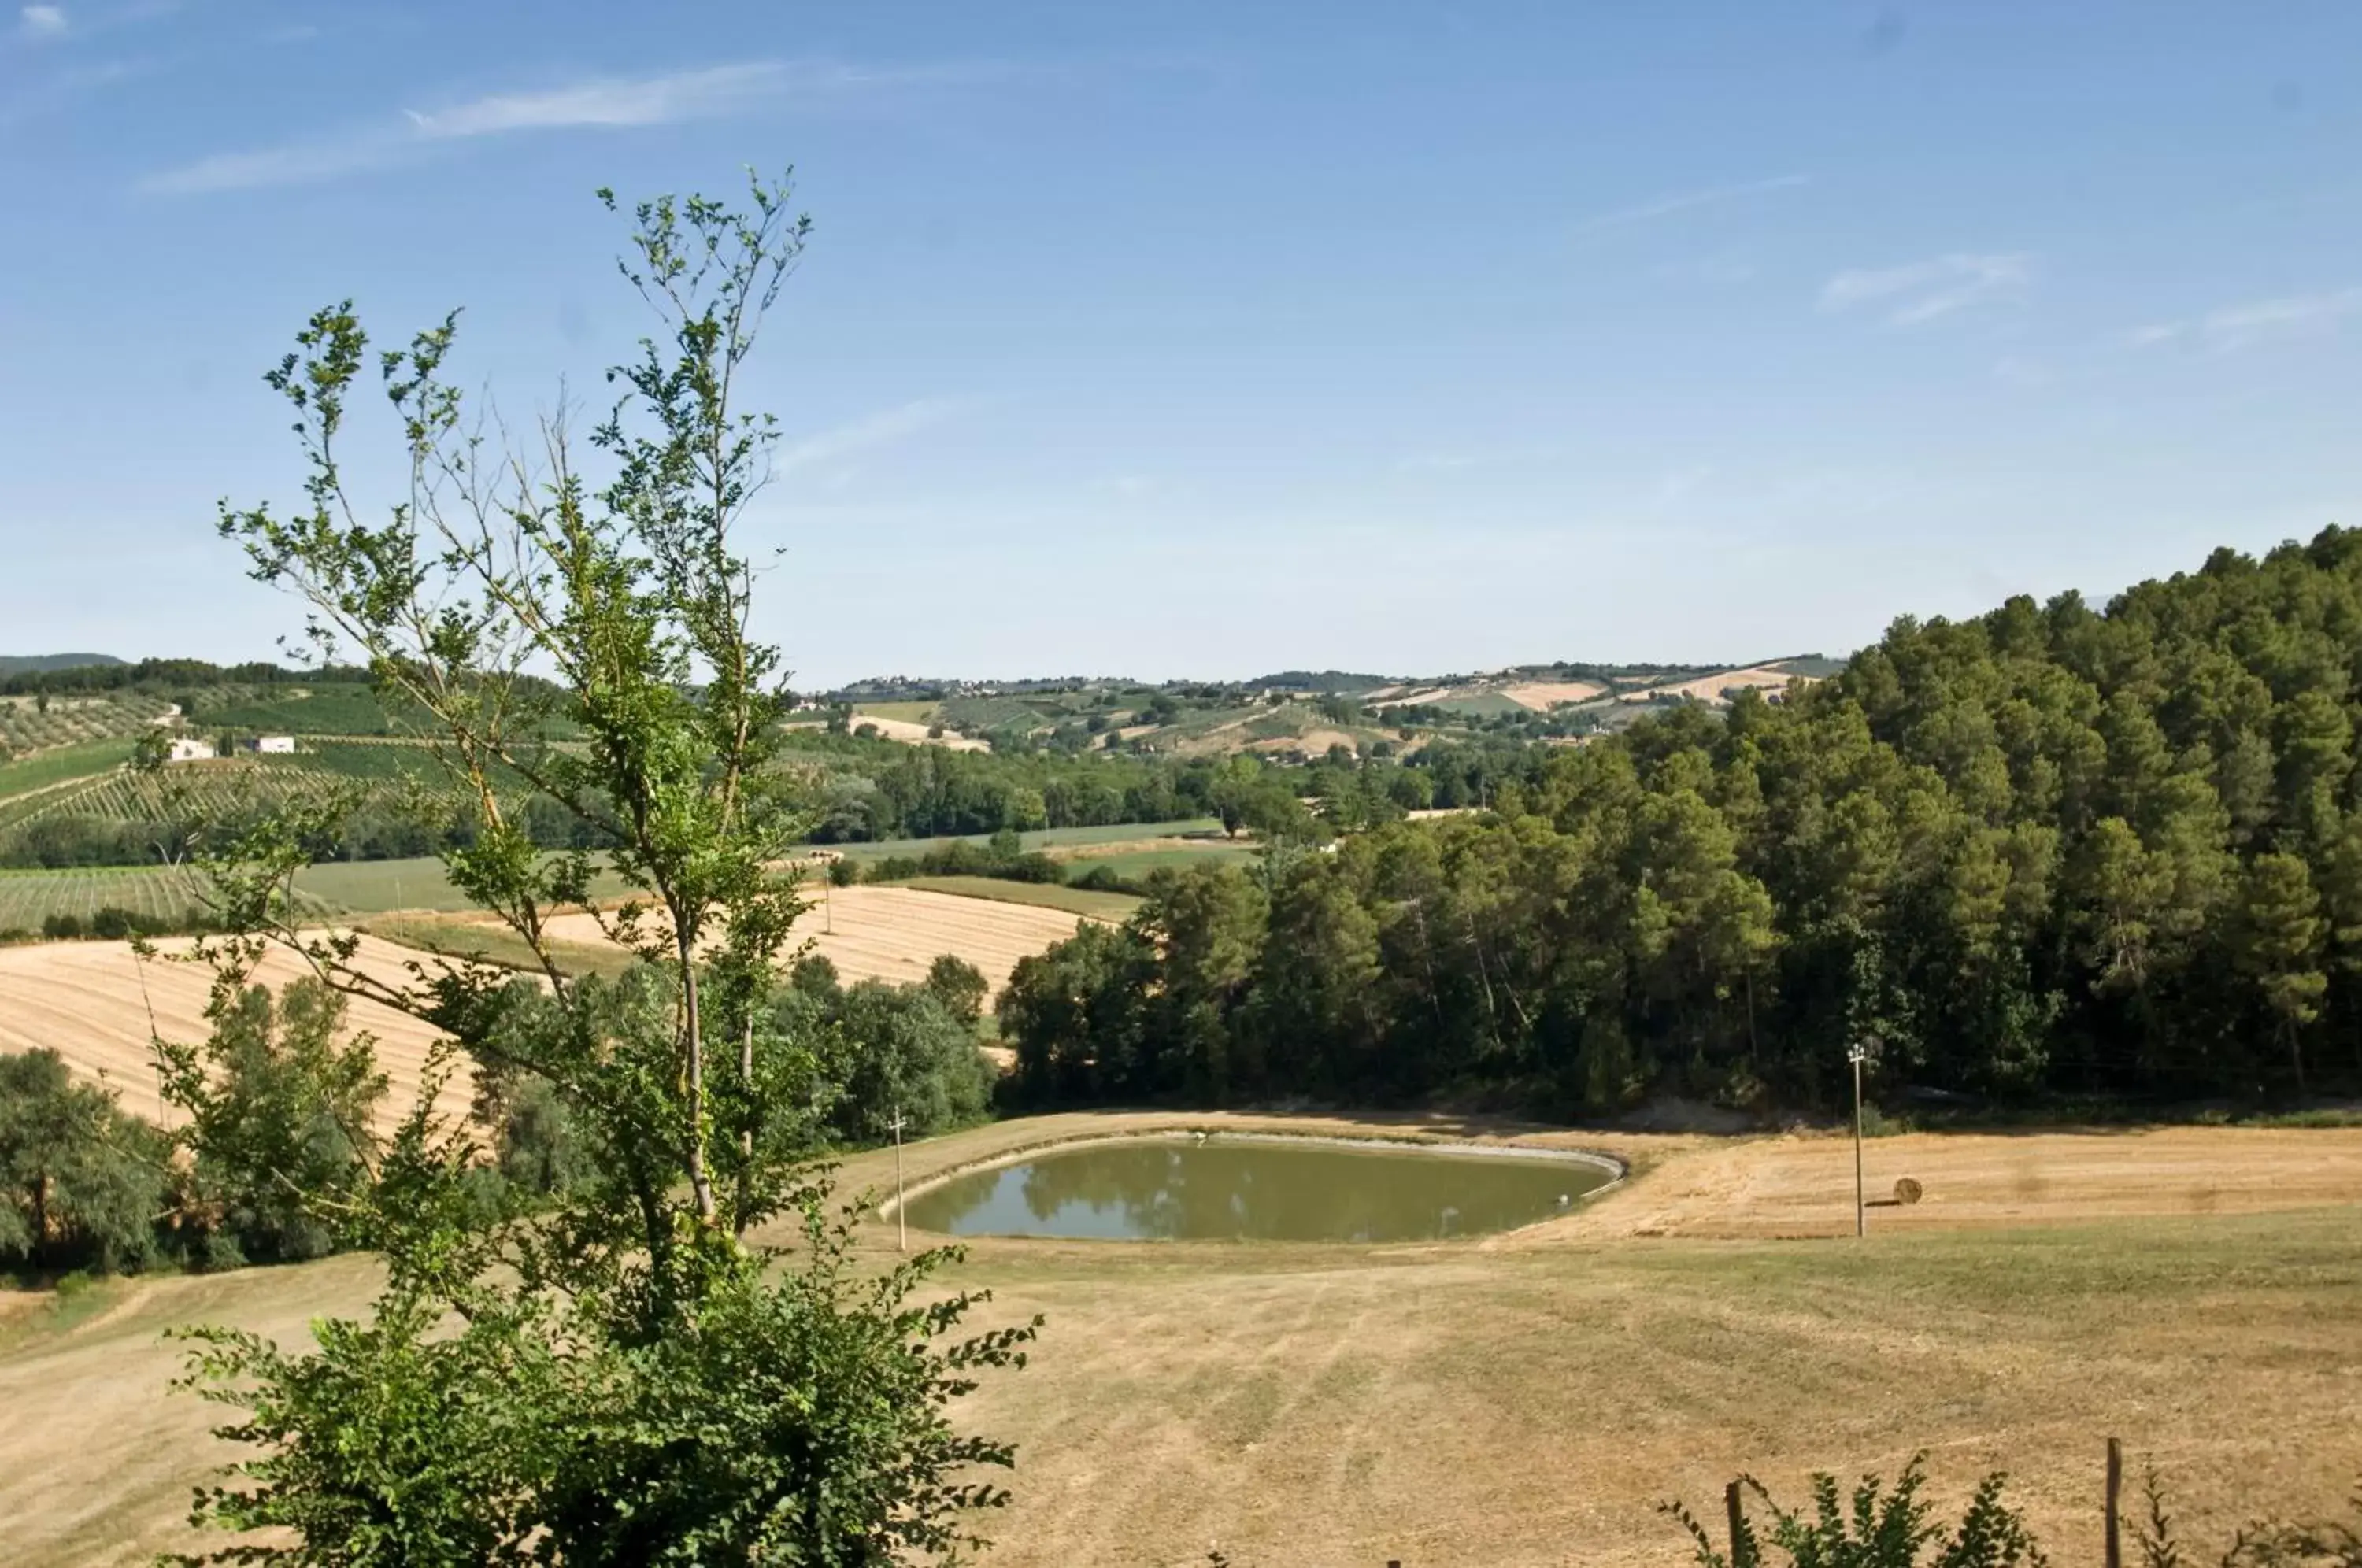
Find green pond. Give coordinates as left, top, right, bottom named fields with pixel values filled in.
left=900, top=1137, right=1616, bottom=1242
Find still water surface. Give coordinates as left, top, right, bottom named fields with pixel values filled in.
left=901, top=1137, right=1614, bottom=1242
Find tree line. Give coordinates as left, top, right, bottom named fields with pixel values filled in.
left=1003, top=529, right=2362, bottom=1114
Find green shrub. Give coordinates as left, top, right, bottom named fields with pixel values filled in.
left=0, top=1050, right=169, bottom=1275
left=1664, top=1455, right=2045, bottom=1568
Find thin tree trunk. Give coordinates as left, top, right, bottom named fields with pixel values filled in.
left=735, top=1011, right=757, bottom=1237
left=681, top=939, right=717, bottom=1225
left=1746, top=967, right=1760, bottom=1063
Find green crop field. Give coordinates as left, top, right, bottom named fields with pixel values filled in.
left=0, top=694, right=174, bottom=757
left=0, top=741, right=135, bottom=819
left=820, top=819, right=1224, bottom=865
left=934, top=694, right=1053, bottom=733
left=1053, top=843, right=1254, bottom=882
left=200, top=684, right=396, bottom=736
left=850, top=700, right=939, bottom=724
left=292, top=855, right=639, bottom=914
left=0, top=865, right=220, bottom=932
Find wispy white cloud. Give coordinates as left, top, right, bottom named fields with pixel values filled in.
left=1819, top=253, right=2032, bottom=326
left=2125, top=287, right=2362, bottom=354
left=143, top=58, right=1006, bottom=194
left=19, top=4, right=67, bottom=39
left=1392, top=446, right=1554, bottom=475
left=1573, top=174, right=1808, bottom=239
left=0, top=52, right=148, bottom=128
left=776, top=398, right=962, bottom=475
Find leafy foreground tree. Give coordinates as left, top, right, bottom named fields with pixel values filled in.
left=161, top=172, right=1038, bottom=1564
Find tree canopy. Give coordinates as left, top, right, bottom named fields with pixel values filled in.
left=1005, top=531, right=2362, bottom=1113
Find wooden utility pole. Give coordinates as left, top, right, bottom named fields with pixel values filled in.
left=1848, top=1042, right=1871, bottom=1237
left=2105, top=1436, right=2123, bottom=1568
left=890, top=1108, right=908, bottom=1252
left=1727, top=1481, right=1753, bottom=1568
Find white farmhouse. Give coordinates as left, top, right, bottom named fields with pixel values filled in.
left=251, top=735, right=297, bottom=754
left=165, top=738, right=216, bottom=764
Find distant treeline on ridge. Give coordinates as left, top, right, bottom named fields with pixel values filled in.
left=1000, top=527, right=2362, bottom=1114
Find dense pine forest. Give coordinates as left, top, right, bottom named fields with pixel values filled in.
left=1002, top=529, right=2362, bottom=1111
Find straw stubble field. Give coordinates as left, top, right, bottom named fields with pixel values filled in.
left=0, top=886, right=1088, bottom=1137
left=1, top=1112, right=2357, bottom=1566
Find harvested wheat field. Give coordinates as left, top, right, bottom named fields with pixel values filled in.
left=1500, top=679, right=1605, bottom=709
left=850, top=714, right=990, bottom=752
left=3, top=1111, right=2360, bottom=1566
left=0, top=935, right=474, bottom=1139
left=1623, top=664, right=1816, bottom=705
left=535, top=883, right=1085, bottom=997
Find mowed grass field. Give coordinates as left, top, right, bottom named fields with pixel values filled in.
left=2, top=1115, right=2357, bottom=1566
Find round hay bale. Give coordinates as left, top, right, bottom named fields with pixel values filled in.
left=1893, top=1176, right=1923, bottom=1206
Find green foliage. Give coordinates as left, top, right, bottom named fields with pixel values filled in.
left=1009, top=532, right=2362, bottom=1115
left=925, top=954, right=990, bottom=1029
left=800, top=978, right=996, bottom=1145
left=155, top=980, right=387, bottom=1267
left=0, top=1049, right=167, bottom=1274
left=165, top=171, right=1038, bottom=1562
left=1664, top=1456, right=2045, bottom=1568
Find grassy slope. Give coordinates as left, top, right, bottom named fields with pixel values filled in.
left=292, top=856, right=639, bottom=914
left=851, top=700, right=940, bottom=724
left=0, top=739, right=133, bottom=811
left=892, top=875, right=1142, bottom=921
left=822, top=819, right=1223, bottom=865
left=1053, top=844, right=1255, bottom=881
left=3, top=1118, right=2358, bottom=1566
left=0, top=866, right=218, bottom=930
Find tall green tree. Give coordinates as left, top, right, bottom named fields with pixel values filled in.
left=0, top=1050, right=165, bottom=1274
left=2231, top=852, right=2327, bottom=1094
left=166, top=172, right=1037, bottom=1564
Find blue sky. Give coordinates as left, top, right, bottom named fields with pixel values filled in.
left=4, top=2, right=2361, bottom=686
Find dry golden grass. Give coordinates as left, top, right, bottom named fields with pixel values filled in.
left=1249, top=727, right=1362, bottom=756
left=0, top=935, right=475, bottom=1141
left=0, top=888, right=1080, bottom=1149
left=3, top=1114, right=2359, bottom=1566
left=536, top=883, right=1084, bottom=997
left=1501, top=679, right=1606, bottom=710
left=848, top=714, right=990, bottom=752
left=1621, top=664, right=1819, bottom=706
